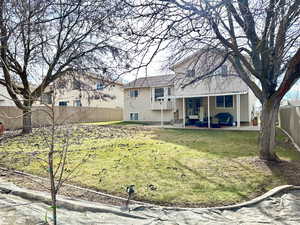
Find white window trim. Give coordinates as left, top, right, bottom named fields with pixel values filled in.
left=73, top=99, right=82, bottom=107
left=215, top=95, right=234, bottom=109
left=154, top=87, right=164, bottom=101
left=152, top=86, right=172, bottom=102
left=58, top=101, right=68, bottom=106
left=129, top=89, right=139, bottom=98
left=96, top=82, right=105, bottom=90
left=129, top=112, right=139, bottom=121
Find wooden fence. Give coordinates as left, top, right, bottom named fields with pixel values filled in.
left=279, top=106, right=300, bottom=148
left=0, top=106, right=123, bottom=130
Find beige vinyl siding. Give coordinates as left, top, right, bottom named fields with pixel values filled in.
left=208, top=94, right=249, bottom=122
left=52, top=75, right=123, bottom=109
left=123, top=88, right=173, bottom=122
left=173, top=76, right=248, bottom=97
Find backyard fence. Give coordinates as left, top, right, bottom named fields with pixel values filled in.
left=279, top=106, right=300, bottom=147
left=0, top=106, right=123, bottom=130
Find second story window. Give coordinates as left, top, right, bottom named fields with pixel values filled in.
left=73, top=79, right=81, bottom=90
left=57, top=79, right=66, bottom=89
left=212, top=65, right=228, bottom=76
left=40, top=93, right=52, bottom=105
left=73, top=100, right=82, bottom=107
left=154, top=88, right=164, bottom=101
left=167, top=87, right=171, bottom=96
left=96, top=82, right=105, bottom=90
left=221, top=65, right=228, bottom=75
left=130, top=89, right=139, bottom=98
left=59, top=101, right=68, bottom=106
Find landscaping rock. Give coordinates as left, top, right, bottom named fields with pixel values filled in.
left=0, top=179, right=300, bottom=225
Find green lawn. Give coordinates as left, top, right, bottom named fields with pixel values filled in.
left=2, top=124, right=300, bottom=207
left=81, top=120, right=150, bottom=126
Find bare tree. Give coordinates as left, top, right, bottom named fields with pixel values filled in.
left=0, top=0, right=130, bottom=134
left=125, top=0, right=300, bottom=162
left=1, top=100, right=94, bottom=225
left=40, top=96, right=93, bottom=225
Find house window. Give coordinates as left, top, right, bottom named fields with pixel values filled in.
left=57, top=79, right=66, bottom=89
left=59, top=101, right=68, bottom=106
left=73, top=100, right=82, bottom=107
left=167, top=87, right=171, bottom=96
left=130, top=113, right=138, bottom=121
left=130, top=89, right=139, bottom=98
left=186, top=69, right=195, bottom=77
left=221, top=65, right=228, bottom=75
left=73, top=79, right=81, bottom=90
left=96, top=82, right=105, bottom=90
left=212, top=65, right=228, bottom=75
left=216, top=95, right=233, bottom=108
left=154, top=88, right=164, bottom=101
left=40, top=93, right=52, bottom=104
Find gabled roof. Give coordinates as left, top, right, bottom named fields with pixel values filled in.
left=124, top=74, right=176, bottom=89
left=59, top=69, right=123, bottom=86
left=170, top=48, right=228, bottom=71
left=85, top=73, right=123, bottom=86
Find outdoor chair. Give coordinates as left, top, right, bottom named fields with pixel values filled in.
left=214, top=113, right=234, bottom=126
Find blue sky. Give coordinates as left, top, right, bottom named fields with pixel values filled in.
left=285, top=86, right=300, bottom=100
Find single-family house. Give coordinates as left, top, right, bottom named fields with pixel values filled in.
left=0, top=85, right=17, bottom=106
left=42, top=72, right=124, bottom=109
left=123, top=51, right=258, bottom=127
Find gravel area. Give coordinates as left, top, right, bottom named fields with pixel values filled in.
left=1, top=176, right=300, bottom=225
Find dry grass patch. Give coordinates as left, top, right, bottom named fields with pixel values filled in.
left=1, top=125, right=300, bottom=207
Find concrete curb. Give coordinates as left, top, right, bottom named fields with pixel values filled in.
left=0, top=167, right=155, bottom=207
left=0, top=181, right=148, bottom=220
left=1, top=178, right=300, bottom=215
left=159, top=185, right=300, bottom=212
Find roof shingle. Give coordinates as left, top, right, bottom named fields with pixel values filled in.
left=124, top=74, right=176, bottom=88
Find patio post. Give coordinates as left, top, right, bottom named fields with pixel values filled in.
left=183, top=97, right=185, bottom=128
left=237, top=94, right=241, bottom=127
left=160, top=100, right=164, bottom=127
left=208, top=96, right=211, bottom=128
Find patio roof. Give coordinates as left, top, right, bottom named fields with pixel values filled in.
left=157, top=91, right=248, bottom=100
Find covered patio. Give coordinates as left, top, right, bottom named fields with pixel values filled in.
left=159, top=91, right=257, bottom=129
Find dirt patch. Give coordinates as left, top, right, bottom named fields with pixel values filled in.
left=241, top=156, right=300, bottom=186
left=1, top=168, right=126, bottom=207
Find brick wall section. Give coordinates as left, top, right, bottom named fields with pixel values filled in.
left=279, top=106, right=300, bottom=147
left=0, top=106, right=123, bottom=130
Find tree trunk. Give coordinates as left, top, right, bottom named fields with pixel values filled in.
left=22, top=108, right=32, bottom=134
left=50, top=183, right=57, bottom=225
left=259, top=99, right=280, bottom=162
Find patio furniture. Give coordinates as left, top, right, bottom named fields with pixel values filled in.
left=195, top=116, right=219, bottom=127
left=187, top=115, right=199, bottom=125
left=195, top=113, right=234, bottom=127
left=214, top=113, right=234, bottom=126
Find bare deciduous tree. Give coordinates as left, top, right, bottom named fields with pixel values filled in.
left=41, top=95, right=94, bottom=225
left=126, top=0, right=300, bottom=162
left=0, top=0, right=130, bottom=134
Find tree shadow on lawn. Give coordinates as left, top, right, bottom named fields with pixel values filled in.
left=173, top=159, right=250, bottom=201
left=151, top=128, right=260, bottom=158
left=172, top=157, right=300, bottom=204
left=265, top=160, right=300, bottom=186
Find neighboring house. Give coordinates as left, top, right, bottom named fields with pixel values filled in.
left=41, top=72, right=124, bottom=109
left=0, top=85, right=16, bottom=106
left=124, top=51, right=258, bottom=127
